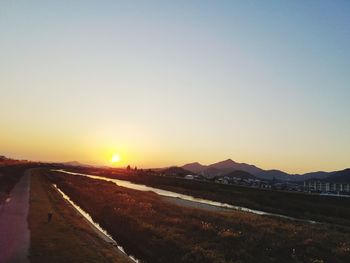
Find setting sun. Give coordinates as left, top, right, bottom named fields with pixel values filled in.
left=111, top=154, right=121, bottom=163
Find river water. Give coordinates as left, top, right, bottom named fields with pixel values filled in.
left=53, top=169, right=318, bottom=224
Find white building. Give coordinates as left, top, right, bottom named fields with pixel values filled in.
left=304, top=180, right=350, bottom=193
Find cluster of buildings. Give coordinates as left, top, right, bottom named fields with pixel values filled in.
left=171, top=169, right=350, bottom=196
left=214, top=176, right=350, bottom=196
left=304, top=181, right=350, bottom=194
left=214, top=176, right=273, bottom=190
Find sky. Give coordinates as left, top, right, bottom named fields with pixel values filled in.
left=1, top=1, right=349, bottom=173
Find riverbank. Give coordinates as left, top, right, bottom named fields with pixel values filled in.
left=162, top=196, right=231, bottom=212
left=29, top=169, right=133, bottom=263
left=58, top=168, right=350, bottom=226
left=49, top=170, right=350, bottom=263
left=56, top=169, right=319, bottom=224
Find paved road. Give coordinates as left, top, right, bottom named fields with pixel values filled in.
left=0, top=170, right=30, bottom=263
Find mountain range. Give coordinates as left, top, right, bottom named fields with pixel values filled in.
left=182, top=159, right=349, bottom=182
left=57, top=158, right=350, bottom=183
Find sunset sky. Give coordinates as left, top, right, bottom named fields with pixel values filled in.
left=1, top=1, right=349, bottom=173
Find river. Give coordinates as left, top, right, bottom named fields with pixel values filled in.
left=52, top=169, right=318, bottom=224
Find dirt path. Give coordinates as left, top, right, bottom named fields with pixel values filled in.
left=0, top=170, right=30, bottom=263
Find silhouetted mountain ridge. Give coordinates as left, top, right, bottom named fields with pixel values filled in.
left=311, top=169, right=350, bottom=183
left=182, top=162, right=206, bottom=173
left=182, top=159, right=350, bottom=182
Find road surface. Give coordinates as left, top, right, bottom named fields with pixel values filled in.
left=0, top=170, right=30, bottom=263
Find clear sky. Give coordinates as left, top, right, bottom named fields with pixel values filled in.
left=1, top=1, right=349, bottom=173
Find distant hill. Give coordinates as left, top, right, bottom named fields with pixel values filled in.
left=62, top=161, right=87, bottom=166
left=202, top=167, right=224, bottom=179
left=182, top=159, right=264, bottom=179
left=256, top=169, right=292, bottom=181
left=59, top=161, right=103, bottom=168
left=0, top=156, right=10, bottom=161
left=182, top=159, right=262, bottom=179
left=208, top=159, right=263, bottom=175
left=320, top=169, right=350, bottom=183
left=0, top=155, right=29, bottom=167
left=182, top=162, right=207, bottom=173
left=183, top=159, right=273, bottom=180
left=301, top=171, right=335, bottom=180
left=161, top=166, right=194, bottom=177
left=208, top=159, right=238, bottom=171
left=221, top=170, right=257, bottom=180
left=182, top=159, right=349, bottom=182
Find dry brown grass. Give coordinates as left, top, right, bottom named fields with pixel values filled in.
left=29, top=169, right=132, bottom=263
left=50, top=170, right=350, bottom=263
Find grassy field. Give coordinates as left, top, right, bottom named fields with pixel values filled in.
left=66, top=168, right=350, bottom=227
left=49, top=170, right=350, bottom=263
left=29, top=169, right=132, bottom=263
